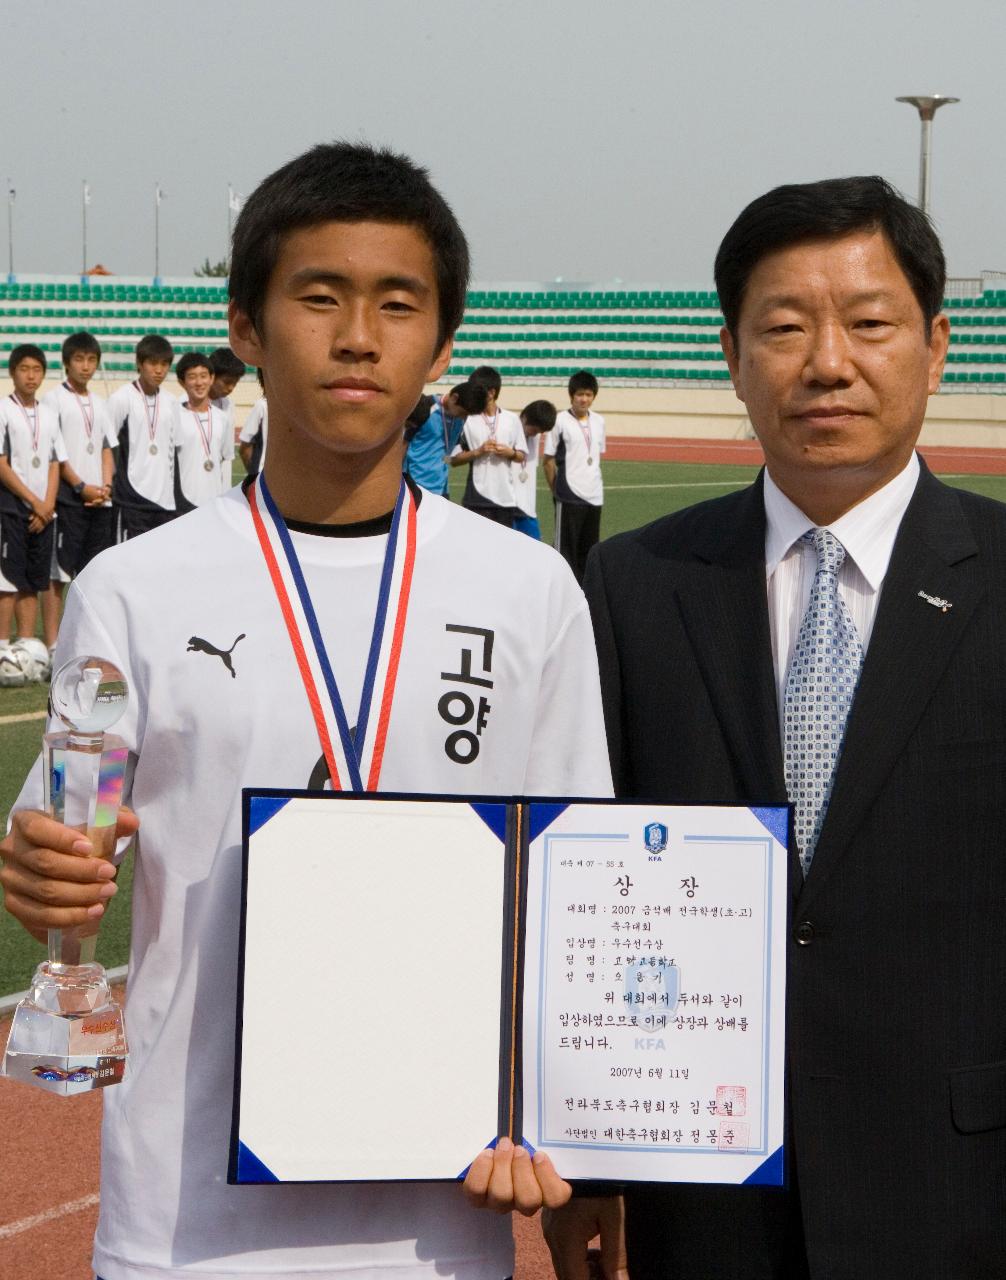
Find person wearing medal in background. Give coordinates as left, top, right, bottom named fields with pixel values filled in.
left=108, top=333, right=180, bottom=542
left=544, top=369, right=605, bottom=583
left=174, top=351, right=235, bottom=511
left=40, top=331, right=116, bottom=657
left=404, top=379, right=488, bottom=496
left=512, top=398, right=557, bottom=539
left=450, top=363, right=527, bottom=525
left=0, top=141, right=616, bottom=1280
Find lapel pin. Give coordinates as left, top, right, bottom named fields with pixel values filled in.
left=917, top=589, right=952, bottom=613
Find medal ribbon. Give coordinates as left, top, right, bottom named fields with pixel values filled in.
left=134, top=380, right=159, bottom=447
left=12, top=394, right=40, bottom=454
left=247, top=474, right=417, bottom=792
left=64, top=381, right=94, bottom=444
left=190, top=405, right=213, bottom=459
left=576, top=412, right=592, bottom=459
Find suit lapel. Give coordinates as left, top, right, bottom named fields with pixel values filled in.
left=799, top=465, right=983, bottom=906
left=672, top=474, right=788, bottom=804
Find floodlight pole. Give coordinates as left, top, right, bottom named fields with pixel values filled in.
left=896, top=95, right=959, bottom=216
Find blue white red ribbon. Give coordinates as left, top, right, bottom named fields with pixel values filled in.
left=247, top=473, right=417, bottom=792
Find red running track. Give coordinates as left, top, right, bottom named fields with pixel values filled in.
left=604, top=434, right=1006, bottom=474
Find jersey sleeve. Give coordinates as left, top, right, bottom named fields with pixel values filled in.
left=543, top=419, right=560, bottom=458
left=53, top=425, right=69, bottom=464
left=512, top=417, right=529, bottom=458
left=107, top=387, right=128, bottom=435
left=522, top=587, right=613, bottom=798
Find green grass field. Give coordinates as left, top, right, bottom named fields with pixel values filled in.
left=1, top=457, right=1004, bottom=996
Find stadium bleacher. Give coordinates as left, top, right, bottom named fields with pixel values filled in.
left=0, top=280, right=1003, bottom=388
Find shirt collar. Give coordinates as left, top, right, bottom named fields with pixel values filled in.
left=763, top=452, right=920, bottom=591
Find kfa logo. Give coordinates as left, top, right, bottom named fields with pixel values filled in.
left=644, top=821, right=668, bottom=860
left=438, top=624, right=495, bottom=764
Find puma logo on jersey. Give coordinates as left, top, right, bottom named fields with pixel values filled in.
left=187, top=633, right=246, bottom=677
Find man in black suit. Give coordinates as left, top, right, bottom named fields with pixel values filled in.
left=568, top=176, right=1006, bottom=1279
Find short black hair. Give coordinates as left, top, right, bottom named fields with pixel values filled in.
left=9, top=344, right=46, bottom=375
left=449, top=381, right=488, bottom=415
left=136, top=334, right=174, bottom=365
left=230, top=140, right=469, bottom=349
left=568, top=369, right=598, bottom=396
left=470, top=365, right=502, bottom=397
left=521, top=399, right=557, bottom=431
left=62, top=331, right=102, bottom=366
left=176, top=351, right=212, bottom=381
left=209, top=346, right=246, bottom=379
left=715, top=175, right=946, bottom=340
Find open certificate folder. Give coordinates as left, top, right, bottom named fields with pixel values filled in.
left=231, top=793, right=788, bottom=1187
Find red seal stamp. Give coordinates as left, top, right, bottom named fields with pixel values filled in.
left=716, top=1119, right=750, bottom=1151
left=715, top=1084, right=747, bottom=1116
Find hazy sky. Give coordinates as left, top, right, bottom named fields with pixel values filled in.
left=4, top=0, right=1003, bottom=285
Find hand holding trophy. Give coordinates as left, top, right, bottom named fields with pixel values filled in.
left=4, top=655, right=130, bottom=1095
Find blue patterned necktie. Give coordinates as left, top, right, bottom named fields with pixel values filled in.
left=783, top=528, right=865, bottom=874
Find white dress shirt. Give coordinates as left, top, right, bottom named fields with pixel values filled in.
left=764, top=453, right=921, bottom=725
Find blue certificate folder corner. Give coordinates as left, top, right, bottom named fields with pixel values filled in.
left=743, top=1146, right=785, bottom=1187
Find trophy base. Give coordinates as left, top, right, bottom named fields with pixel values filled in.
left=3, top=961, right=127, bottom=1095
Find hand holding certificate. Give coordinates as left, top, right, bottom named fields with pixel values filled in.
left=232, top=794, right=788, bottom=1188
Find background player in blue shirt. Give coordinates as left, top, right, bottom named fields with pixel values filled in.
left=404, top=380, right=487, bottom=495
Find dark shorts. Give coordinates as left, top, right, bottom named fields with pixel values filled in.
left=55, top=502, right=115, bottom=578
left=0, top=509, right=54, bottom=593
left=465, top=503, right=516, bottom=528
left=115, top=503, right=176, bottom=543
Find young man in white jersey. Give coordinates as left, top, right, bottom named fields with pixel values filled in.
left=208, top=346, right=246, bottom=441
left=40, top=331, right=116, bottom=652
left=512, top=399, right=556, bottom=539
left=544, top=369, right=605, bottom=584
left=450, top=364, right=527, bottom=525
left=1, top=141, right=610, bottom=1280
left=237, top=373, right=268, bottom=479
left=108, top=333, right=180, bottom=541
left=0, top=345, right=60, bottom=671
left=174, top=351, right=235, bottom=509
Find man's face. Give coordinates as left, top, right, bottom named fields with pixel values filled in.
left=181, top=364, right=214, bottom=405
left=12, top=357, right=45, bottom=399
left=229, top=220, right=452, bottom=458
left=66, top=350, right=99, bottom=389
left=443, top=391, right=466, bottom=419
left=721, top=229, right=949, bottom=509
left=138, top=358, right=171, bottom=390
left=571, top=388, right=596, bottom=417
left=210, top=373, right=239, bottom=400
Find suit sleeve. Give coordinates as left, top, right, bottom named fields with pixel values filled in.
left=583, top=543, right=631, bottom=797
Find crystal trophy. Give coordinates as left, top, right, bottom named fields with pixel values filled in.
left=3, top=655, right=130, bottom=1095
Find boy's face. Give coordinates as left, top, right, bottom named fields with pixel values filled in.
left=520, top=416, right=547, bottom=438
left=138, top=358, right=171, bottom=390
left=229, top=220, right=452, bottom=458
left=66, top=350, right=99, bottom=388
left=181, top=364, right=214, bottom=404
left=571, top=387, right=596, bottom=417
left=12, top=357, right=45, bottom=399
left=210, top=373, right=239, bottom=400
left=442, top=390, right=469, bottom=419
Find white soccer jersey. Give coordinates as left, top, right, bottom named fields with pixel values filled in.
left=546, top=408, right=605, bottom=506
left=14, top=485, right=611, bottom=1280
left=513, top=431, right=541, bottom=517
left=176, top=402, right=234, bottom=505
left=0, top=394, right=61, bottom=505
left=212, top=393, right=235, bottom=439
left=108, top=381, right=179, bottom=510
left=452, top=408, right=527, bottom=510
left=239, top=397, right=269, bottom=466
left=43, top=382, right=116, bottom=494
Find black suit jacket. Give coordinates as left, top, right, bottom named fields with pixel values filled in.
left=584, top=461, right=1006, bottom=1280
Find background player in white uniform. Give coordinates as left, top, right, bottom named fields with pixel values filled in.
left=238, top=379, right=268, bottom=480
left=41, top=331, right=116, bottom=652
left=544, top=369, right=605, bottom=583
left=512, top=398, right=556, bottom=539
left=0, top=345, right=61, bottom=678
left=450, top=366, right=526, bottom=525
left=174, top=351, right=235, bottom=509
left=208, top=345, right=246, bottom=441
left=108, top=334, right=180, bottom=541
left=1, top=141, right=607, bottom=1280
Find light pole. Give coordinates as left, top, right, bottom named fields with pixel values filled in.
left=896, top=95, right=959, bottom=216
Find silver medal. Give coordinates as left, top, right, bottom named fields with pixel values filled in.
left=149, top=443, right=158, bottom=455
left=31, top=454, right=41, bottom=468
left=86, top=441, right=95, bottom=454
left=519, top=471, right=528, bottom=483
left=588, top=455, right=593, bottom=465
left=203, top=459, right=214, bottom=472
